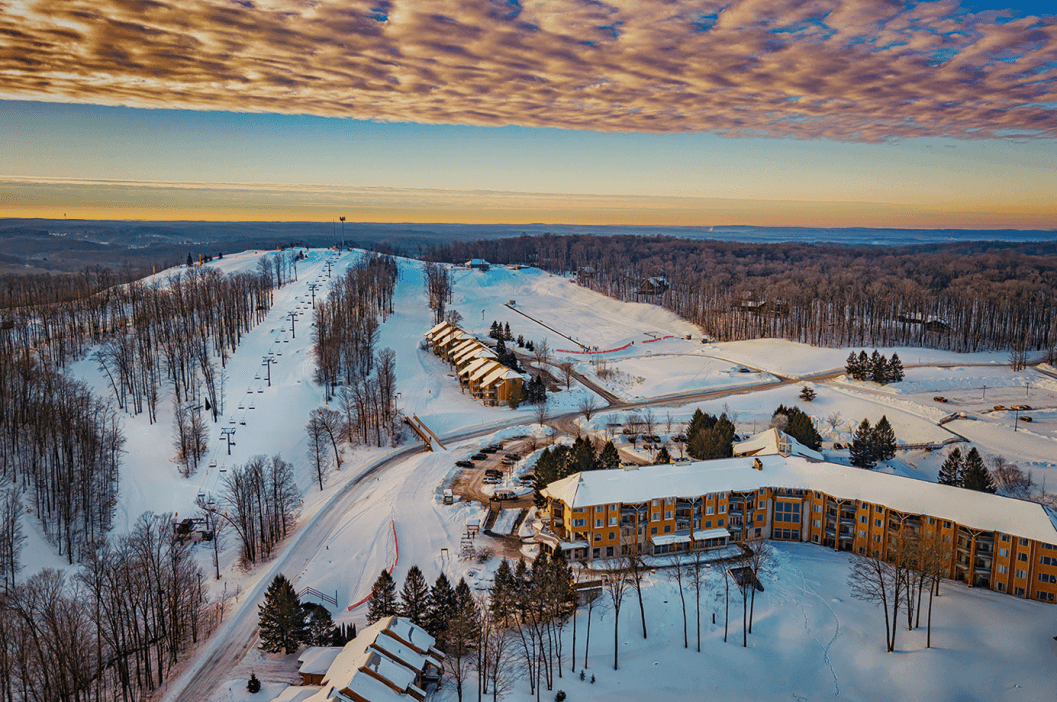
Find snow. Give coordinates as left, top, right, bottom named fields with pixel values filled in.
left=491, top=509, right=521, bottom=535
left=579, top=352, right=777, bottom=400
left=544, top=455, right=1057, bottom=544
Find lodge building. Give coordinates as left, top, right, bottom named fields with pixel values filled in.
left=423, top=321, right=524, bottom=406
left=539, top=454, right=1057, bottom=604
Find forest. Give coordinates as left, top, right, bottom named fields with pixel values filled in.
left=0, top=252, right=295, bottom=702
left=426, top=235, right=1057, bottom=354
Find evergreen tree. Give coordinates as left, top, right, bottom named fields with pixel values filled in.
left=490, top=321, right=500, bottom=339
left=247, top=673, right=261, bottom=694
left=871, top=415, right=897, bottom=463
left=799, top=385, right=817, bottom=402
left=870, top=351, right=888, bottom=384
left=686, top=409, right=716, bottom=441
left=887, top=353, right=905, bottom=383
left=857, top=350, right=870, bottom=381
left=258, top=573, right=307, bottom=654
left=688, top=414, right=735, bottom=460
left=961, top=447, right=996, bottom=493
left=773, top=405, right=823, bottom=450
left=186, top=252, right=194, bottom=268
left=938, top=448, right=963, bottom=486
left=399, top=565, right=430, bottom=626
left=655, top=446, right=672, bottom=464
left=849, top=419, right=876, bottom=469
left=303, top=603, right=338, bottom=646
left=504, top=321, right=512, bottom=340
left=845, top=352, right=860, bottom=379
left=599, top=440, right=621, bottom=470
left=425, top=573, right=457, bottom=638
left=367, top=569, right=398, bottom=624
left=571, top=435, right=597, bottom=473
left=517, top=334, right=525, bottom=347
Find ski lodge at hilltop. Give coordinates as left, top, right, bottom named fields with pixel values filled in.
left=538, top=452, right=1057, bottom=606
left=423, top=321, right=524, bottom=406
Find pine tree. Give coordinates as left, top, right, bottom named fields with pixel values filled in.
left=849, top=419, right=876, bottom=468
left=799, top=385, right=817, bottom=402
left=247, top=673, right=261, bottom=694
left=571, top=435, right=597, bottom=472
left=258, top=573, right=307, bottom=654
left=599, top=440, right=621, bottom=470
left=870, top=351, right=888, bottom=384
left=857, top=350, right=870, bottom=381
left=186, top=252, right=194, bottom=268
left=490, top=321, right=500, bottom=339
left=504, top=322, right=512, bottom=340
left=887, top=353, right=905, bottom=383
left=655, top=446, right=672, bottom=464
left=367, top=570, right=398, bottom=624
left=938, top=448, right=963, bottom=486
left=688, top=414, right=735, bottom=460
left=686, top=409, right=715, bottom=441
left=871, top=415, right=897, bottom=463
left=303, top=603, right=338, bottom=646
left=399, top=565, right=430, bottom=626
left=774, top=405, right=822, bottom=450
left=961, top=448, right=996, bottom=493
left=425, top=573, right=457, bottom=638
left=845, top=352, right=860, bottom=379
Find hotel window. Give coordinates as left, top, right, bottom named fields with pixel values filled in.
left=757, top=514, right=765, bottom=522
left=720, top=504, right=727, bottom=513
left=704, top=520, right=712, bottom=528
left=1038, top=573, right=1057, bottom=584
left=875, top=519, right=883, bottom=527
left=1019, top=537, right=1029, bottom=546
left=927, top=517, right=935, bottom=524
left=596, top=518, right=603, bottom=528
left=1014, top=587, right=1025, bottom=596
left=1000, top=548, right=1009, bottom=557
left=596, top=505, right=604, bottom=512
left=859, top=515, right=867, bottom=524
left=1017, top=569, right=1027, bottom=579
left=944, top=521, right=952, bottom=528
left=998, top=565, right=1008, bottom=574
left=859, top=530, right=867, bottom=538
left=572, top=519, right=586, bottom=527
left=610, top=517, right=618, bottom=527
left=1042, top=556, right=1056, bottom=566
left=706, top=506, right=714, bottom=515
left=652, top=499, right=660, bottom=507
left=1018, top=553, right=1028, bottom=562
left=873, top=535, right=882, bottom=543
left=665, top=525, right=672, bottom=533
left=814, top=505, right=822, bottom=513
left=609, top=531, right=615, bottom=540
left=651, top=526, right=658, bottom=535
left=718, top=518, right=725, bottom=526
left=876, top=506, right=884, bottom=513
left=812, top=534, right=820, bottom=543
left=813, top=519, right=822, bottom=528
left=594, top=533, right=601, bottom=542
left=1001, top=534, right=1011, bottom=542
left=665, top=511, right=672, bottom=519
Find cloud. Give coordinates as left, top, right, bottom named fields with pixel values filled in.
left=1, top=0, right=1055, bottom=140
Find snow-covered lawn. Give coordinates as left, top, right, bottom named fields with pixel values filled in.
left=578, top=352, right=776, bottom=400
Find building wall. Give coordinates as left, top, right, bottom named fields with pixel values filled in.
left=547, top=484, right=1057, bottom=604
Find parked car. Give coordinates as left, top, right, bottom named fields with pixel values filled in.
left=482, top=477, right=501, bottom=485
left=472, top=453, right=489, bottom=461
left=485, top=469, right=503, bottom=477
left=481, top=446, right=499, bottom=454
left=738, top=367, right=752, bottom=373
left=456, top=460, right=475, bottom=468
left=490, top=490, right=516, bottom=501
left=934, top=396, right=948, bottom=403
left=1021, top=416, right=1033, bottom=422
left=505, top=453, right=520, bottom=460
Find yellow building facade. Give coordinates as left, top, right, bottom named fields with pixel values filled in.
left=540, top=455, right=1057, bottom=604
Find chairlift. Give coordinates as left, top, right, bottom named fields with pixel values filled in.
left=237, top=404, right=245, bottom=410
left=257, top=389, right=263, bottom=393
left=197, top=492, right=205, bottom=499
left=239, top=420, right=246, bottom=425
left=248, top=403, right=256, bottom=410
left=209, top=461, right=217, bottom=469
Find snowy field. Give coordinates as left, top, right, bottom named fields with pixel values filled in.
left=13, top=247, right=1057, bottom=702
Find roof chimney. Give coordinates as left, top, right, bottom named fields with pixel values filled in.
left=753, top=458, right=763, bottom=471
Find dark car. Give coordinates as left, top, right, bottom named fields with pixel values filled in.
left=472, top=453, right=489, bottom=461
left=481, top=447, right=499, bottom=454
left=505, top=453, right=520, bottom=460
left=456, top=460, right=475, bottom=468
left=485, top=469, right=503, bottom=477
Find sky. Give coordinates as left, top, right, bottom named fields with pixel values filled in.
left=0, top=0, right=1055, bottom=228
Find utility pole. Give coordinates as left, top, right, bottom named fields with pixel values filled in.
left=1014, top=407, right=1020, bottom=432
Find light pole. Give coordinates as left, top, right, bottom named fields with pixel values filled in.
left=340, top=216, right=345, bottom=248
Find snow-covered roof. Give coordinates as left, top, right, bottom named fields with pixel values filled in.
left=480, top=365, right=522, bottom=387
left=424, top=321, right=451, bottom=339
left=270, top=687, right=321, bottom=702
left=693, top=527, right=731, bottom=540
left=452, top=342, right=492, bottom=365
left=312, top=616, right=437, bottom=702
left=459, top=357, right=493, bottom=378
left=449, top=338, right=478, bottom=357
left=299, top=646, right=343, bottom=676
left=469, top=360, right=506, bottom=382
left=652, top=533, right=691, bottom=546
left=542, top=456, right=1057, bottom=545
left=733, top=428, right=823, bottom=461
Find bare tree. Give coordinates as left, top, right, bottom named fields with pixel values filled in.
left=848, top=548, right=906, bottom=652
left=623, top=540, right=649, bottom=640
left=534, top=398, right=550, bottom=427
left=559, top=361, right=574, bottom=390
left=306, top=412, right=330, bottom=490
left=578, top=395, right=598, bottom=422
left=602, top=566, right=630, bottom=670
left=826, top=411, right=843, bottom=431
left=744, top=540, right=776, bottom=634
left=685, top=550, right=709, bottom=652
left=316, top=407, right=345, bottom=468
left=665, top=555, right=689, bottom=648
left=989, top=455, right=1033, bottom=498
left=0, top=487, right=25, bottom=592
left=532, top=339, right=551, bottom=366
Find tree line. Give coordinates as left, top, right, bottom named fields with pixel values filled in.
left=845, top=350, right=905, bottom=384
left=0, top=513, right=216, bottom=702
left=425, top=234, right=1057, bottom=355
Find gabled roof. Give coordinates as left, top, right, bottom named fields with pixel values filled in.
left=480, top=365, right=522, bottom=387
left=733, top=428, right=823, bottom=461
left=542, top=455, right=1057, bottom=545
left=459, top=357, right=493, bottom=378
left=425, top=321, right=452, bottom=338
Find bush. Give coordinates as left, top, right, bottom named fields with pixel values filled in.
left=247, top=673, right=261, bottom=694
left=555, top=692, right=567, bottom=702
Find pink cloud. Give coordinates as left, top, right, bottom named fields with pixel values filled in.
left=0, top=0, right=1054, bottom=140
